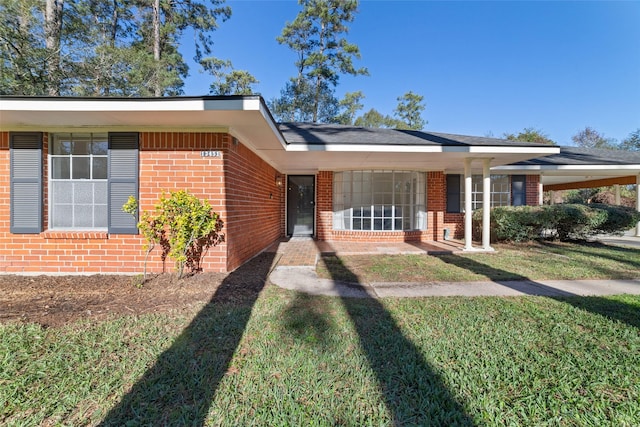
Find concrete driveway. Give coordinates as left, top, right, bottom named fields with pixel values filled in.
left=597, top=228, right=640, bottom=249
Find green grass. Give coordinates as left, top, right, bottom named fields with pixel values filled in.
left=317, top=241, right=640, bottom=283
left=2, top=286, right=639, bottom=426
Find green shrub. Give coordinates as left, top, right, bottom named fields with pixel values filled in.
left=473, top=204, right=640, bottom=243
left=551, top=204, right=607, bottom=241
left=588, top=203, right=640, bottom=235
left=123, top=190, right=224, bottom=279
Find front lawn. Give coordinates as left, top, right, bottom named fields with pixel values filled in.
left=317, top=241, right=640, bottom=283
left=2, top=286, right=639, bottom=425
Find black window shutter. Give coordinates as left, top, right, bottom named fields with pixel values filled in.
left=10, top=132, right=43, bottom=234
left=108, top=132, right=139, bottom=234
left=446, top=174, right=461, bottom=213
left=512, top=175, right=527, bottom=206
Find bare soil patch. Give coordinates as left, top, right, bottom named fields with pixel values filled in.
left=0, top=253, right=280, bottom=328
left=0, top=272, right=228, bottom=328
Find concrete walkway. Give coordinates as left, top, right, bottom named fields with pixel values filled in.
left=270, top=266, right=640, bottom=298
left=267, top=237, right=640, bottom=298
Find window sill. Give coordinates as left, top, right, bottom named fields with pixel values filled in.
left=43, top=231, right=108, bottom=240
left=333, top=229, right=427, bottom=233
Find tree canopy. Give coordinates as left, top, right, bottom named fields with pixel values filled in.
left=619, top=128, right=640, bottom=151
left=347, top=91, right=427, bottom=130
left=392, top=91, right=427, bottom=130
left=0, top=0, right=255, bottom=96
left=270, top=0, right=368, bottom=123
left=571, top=126, right=617, bottom=150
left=504, top=127, right=556, bottom=145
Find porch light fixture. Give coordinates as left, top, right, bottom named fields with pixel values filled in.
left=276, top=174, right=283, bottom=187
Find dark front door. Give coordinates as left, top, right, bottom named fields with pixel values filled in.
left=287, top=175, right=315, bottom=236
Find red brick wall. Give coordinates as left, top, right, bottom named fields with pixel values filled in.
left=526, top=174, right=541, bottom=206
left=137, top=132, right=228, bottom=273
left=223, top=137, right=284, bottom=271
left=0, top=131, right=283, bottom=274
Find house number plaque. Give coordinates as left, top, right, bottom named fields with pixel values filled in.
left=200, top=151, right=221, bottom=157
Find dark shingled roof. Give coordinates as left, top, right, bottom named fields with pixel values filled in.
left=511, top=146, right=640, bottom=166
left=278, top=123, right=552, bottom=148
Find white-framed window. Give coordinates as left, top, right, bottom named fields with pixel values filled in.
left=460, top=175, right=511, bottom=210
left=49, top=133, right=108, bottom=230
left=462, top=174, right=511, bottom=211
left=333, top=171, right=426, bottom=231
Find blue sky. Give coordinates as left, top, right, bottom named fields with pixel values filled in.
left=181, top=0, right=640, bottom=146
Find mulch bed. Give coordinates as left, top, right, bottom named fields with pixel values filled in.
left=0, top=252, right=280, bottom=328
left=0, top=273, right=226, bottom=328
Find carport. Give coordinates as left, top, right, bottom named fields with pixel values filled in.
left=494, top=146, right=640, bottom=237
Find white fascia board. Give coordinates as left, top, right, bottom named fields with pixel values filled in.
left=285, top=143, right=560, bottom=155
left=202, top=98, right=256, bottom=111
left=3, top=97, right=266, bottom=113
left=464, top=146, right=560, bottom=155
left=3, top=98, right=213, bottom=112
left=286, top=144, right=445, bottom=153
left=494, top=164, right=640, bottom=172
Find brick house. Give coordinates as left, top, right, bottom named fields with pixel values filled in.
left=1, top=96, right=639, bottom=274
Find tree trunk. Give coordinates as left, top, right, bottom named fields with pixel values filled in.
left=100, top=0, right=120, bottom=96
left=312, top=21, right=326, bottom=124
left=45, top=0, right=64, bottom=96
left=111, top=0, right=118, bottom=45
left=153, top=0, right=161, bottom=96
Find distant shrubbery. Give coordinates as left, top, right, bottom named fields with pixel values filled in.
left=473, top=204, right=640, bottom=243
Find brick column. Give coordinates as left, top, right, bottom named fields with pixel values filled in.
left=316, top=171, right=333, bottom=241
left=526, top=175, right=541, bottom=206
left=427, top=171, right=445, bottom=241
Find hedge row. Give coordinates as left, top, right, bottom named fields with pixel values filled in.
left=472, top=204, right=640, bottom=242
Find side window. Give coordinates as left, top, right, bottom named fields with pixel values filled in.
left=512, top=175, right=527, bottom=206
left=49, top=133, right=108, bottom=230
left=446, top=174, right=461, bottom=213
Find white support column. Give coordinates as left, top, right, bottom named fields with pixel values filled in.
left=464, top=158, right=474, bottom=250
left=636, top=175, right=640, bottom=237
left=538, top=180, right=544, bottom=205
left=615, top=184, right=621, bottom=206
left=550, top=190, right=555, bottom=205
left=482, top=158, right=494, bottom=251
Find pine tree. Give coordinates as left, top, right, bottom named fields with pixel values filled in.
left=272, top=0, right=367, bottom=123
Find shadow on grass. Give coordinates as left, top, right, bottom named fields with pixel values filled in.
left=439, top=253, right=640, bottom=329
left=540, top=240, right=640, bottom=270
left=283, top=292, right=337, bottom=347
left=316, top=254, right=476, bottom=425
left=99, top=252, right=276, bottom=426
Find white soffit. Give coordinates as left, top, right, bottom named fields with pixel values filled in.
left=493, top=164, right=640, bottom=187
left=0, top=96, right=288, bottom=154
left=265, top=150, right=562, bottom=175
